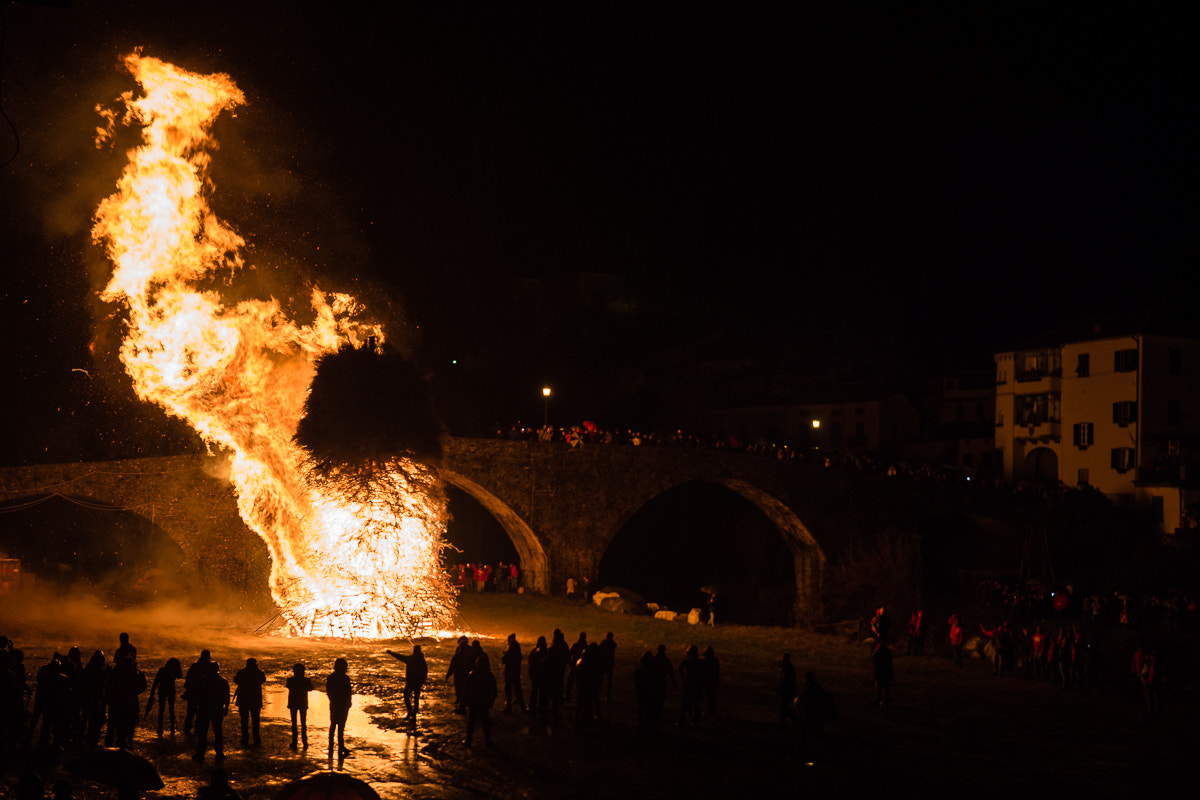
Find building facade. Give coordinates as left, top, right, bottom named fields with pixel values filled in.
left=995, top=320, right=1200, bottom=533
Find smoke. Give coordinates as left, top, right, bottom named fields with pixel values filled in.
left=0, top=584, right=306, bottom=662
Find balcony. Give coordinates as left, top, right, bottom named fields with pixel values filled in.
left=1014, top=416, right=1060, bottom=442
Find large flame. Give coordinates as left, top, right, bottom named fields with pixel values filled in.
left=91, top=52, right=456, bottom=638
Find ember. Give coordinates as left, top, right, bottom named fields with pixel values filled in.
left=91, top=52, right=456, bottom=638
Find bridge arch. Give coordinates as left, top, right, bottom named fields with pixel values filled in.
left=597, top=476, right=825, bottom=624
left=441, top=470, right=549, bottom=594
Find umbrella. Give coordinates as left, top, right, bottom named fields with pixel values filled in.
left=274, top=772, right=383, bottom=800
left=66, top=748, right=164, bottom=791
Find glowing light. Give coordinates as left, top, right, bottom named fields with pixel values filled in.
left=92, top=52, right=456, bottom=639
left=812, top=419, right=821, bottom=429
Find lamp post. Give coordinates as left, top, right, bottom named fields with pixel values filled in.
left=542, top=386, right=552, bottom=428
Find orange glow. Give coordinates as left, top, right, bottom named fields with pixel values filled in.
left=92, top=52, right=456, bottom=638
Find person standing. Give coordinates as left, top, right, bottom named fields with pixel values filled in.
left=948, top=614, right=964, bottom=668
left=387, top=646, right=428, bottom=723
left=285, top=663, right=313, bottom=749
left=445, top=637, right=471, bottom=715
left=598, top=632, right=617, bottom=702
left=778, top=653, right=797, bottom=729
left=500, top=635, right=526, bottom=714
left=194, top=661, right=230, bottom=763
left=797, top=671, right=839, bottom=762
left=528, top=635, right=548, bottom=717
left=326, top=658, right=353, bottom=758
left=907, top=610, right=925, bottom=656
left=677, top=645, right=703, bottom=727
left=463, top=643, right=496, bottom=747
left=701, top=646, right=719, bottom=717
left=870, top=606, right=891, bottom=645
left=872, top=642, right=894, bottom=708
left=565, top=632, right=588, bottom=703
left=183, top=650, right=212, bottom=736
left=233, top=657, right=266, bottom=748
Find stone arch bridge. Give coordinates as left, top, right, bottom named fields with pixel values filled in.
left=0, top=439, right=1024, bottom=623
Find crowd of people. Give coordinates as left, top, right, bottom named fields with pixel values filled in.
left=0, top=632, right=359, bottom=799
left=866, top=597, right=1186, bottom=717
left=3, top=620, right=824, bottom=798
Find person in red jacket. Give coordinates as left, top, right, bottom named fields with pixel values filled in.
left=906, top=611, right=925, bottom=656
left=948, top=614, right=964, bottom=667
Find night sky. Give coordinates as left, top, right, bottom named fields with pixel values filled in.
left=2, top=2, right=1197, bottom=464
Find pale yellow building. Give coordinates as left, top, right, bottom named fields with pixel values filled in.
left=994, top=315, right=1200, bottom=533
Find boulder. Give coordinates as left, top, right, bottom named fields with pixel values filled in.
left=687, top=608, right=702, bottom=625
left=593, top=591, right=620, bottom=607
left=597, top=586, right=645, bottom=605
left=654, top=609, right=678, bottom=622
left=600, top=596, right=645, bottom=615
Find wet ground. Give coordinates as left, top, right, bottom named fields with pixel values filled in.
left=3, top=591, right=1199, bottom=799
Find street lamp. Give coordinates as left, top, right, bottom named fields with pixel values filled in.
left=542, top=386, right=552, bottom=428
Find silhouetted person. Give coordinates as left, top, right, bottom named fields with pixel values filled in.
left=598, top=632, right=617, bottom=701
left=543, top=630, right=569, bottom=726
left=872, top=642, right=894, bottom=708
left=183, top=650, right=212, bottom=736
left=193, top=660, right=229, bottom=763
left=28, top=653, right=68, bottom=747
left=233, top=657, right=266, bottom=747
left=387, top=646, right=428, bottom=722
left=146, top=657, right=182, bottom=736
left=445, top=637, right=471, bottom=715
left=565, top=632, right=588, bottom=703
left=575, top=642, right=603, bottom=731
left=678, top=645, right=703, bottom=726
left=870, top=606, right=891, bottom=645
left=528, top=635, right=548, bottom=722
left=778, top=653, right=796, bottom=729
left=107, top=654, right=146, bottom=748
left=79, top=650, right=108, bottom=747
left=114, top=633, right=137, bottom=667
left=500, top=634, right=526, bottom=713
left=633, top=651, right=665, bottom=734
left=797, top=671, right=839, bottom=762
left=701, top=646, right=719, bottom=716
left=326, top=657, right=352, bottom=758
left=285, top=663, right=313, bottom=749
left=463, top=643, right=496, bottom=747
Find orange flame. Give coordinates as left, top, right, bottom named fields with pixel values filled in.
left=92, top=52, right=456, bottom=638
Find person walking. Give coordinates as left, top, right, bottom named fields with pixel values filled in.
left=146, top=657, right=183, bottom=736
left=326, top=658, right=353, bottom=758
left=387, top=646, right=428, bottom=723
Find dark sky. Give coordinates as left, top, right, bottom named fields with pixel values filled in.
left=2, top=2, right=1197, bottom=461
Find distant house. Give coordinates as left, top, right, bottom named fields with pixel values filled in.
left=994, top=312, right=1200, bottom=533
